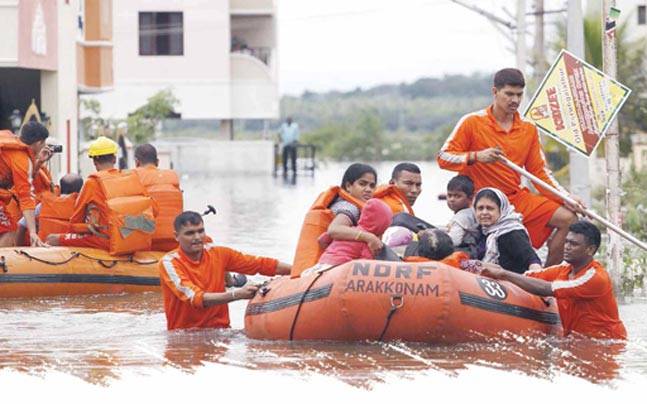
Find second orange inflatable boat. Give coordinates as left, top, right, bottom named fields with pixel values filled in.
left=245, top=259, right=562, bottom=343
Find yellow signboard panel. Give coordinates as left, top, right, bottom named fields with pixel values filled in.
left=524, top=49, right=631, bottom=156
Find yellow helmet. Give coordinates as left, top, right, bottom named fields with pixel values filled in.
left=87, top=136, right=118, bottom=157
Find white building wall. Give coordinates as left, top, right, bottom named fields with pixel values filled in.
left=0, top=2, right=19, bottom=67
left=90, top=0, right=278, bottom=120
left=93, top=0, right=232, bottom=119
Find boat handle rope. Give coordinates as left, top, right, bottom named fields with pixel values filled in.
left=288, top=270, right=325, bottom=341
left=13, top=249, right=159, bottom=267
left=287, top=263, right=342, bottom=341
left=0, top=256, right=7, bottom=273
left=378, top=294, right=404, bottom=342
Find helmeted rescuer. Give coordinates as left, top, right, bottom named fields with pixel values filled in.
left=47, top=136, right=157, bottom=255
left=0, top=122, right=52, bottom=247
left=133, top=143, right=183, bottom=251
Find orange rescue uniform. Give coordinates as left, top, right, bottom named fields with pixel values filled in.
left=159, top=243, right=278, bottom=330
left=526, top=260, right=626, bottom=339
left=134, top=165, right=182, bottom=251
left=437, top=105, right=567, bottom=248
left=373, top=184, right=414, bottom=215
left=0, top=133, right=37, bottom=233
left=58, top=168, right=120, bottom=250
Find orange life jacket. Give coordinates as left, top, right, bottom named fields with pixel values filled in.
left=37, top=192, right=77, bottom=239
left=373, top=184, right=414, bottom=215
left=291, top=186, right=366, bottom=278
left=34, top=166, right=57, bottom=197
left=134, top=166, right=183, bottom=251
left=89, top=170, right=156, bottom=255
left=403, top=251, right=470, bottom=268
left=0, top=131, right=30, bottom=204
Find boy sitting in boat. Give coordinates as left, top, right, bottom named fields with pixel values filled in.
left=445, top=175, right=480, bottom=257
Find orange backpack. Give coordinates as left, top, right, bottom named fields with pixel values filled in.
left=373, top=184, right=414, bottom=215
left=37, top=192, right=77, bottom=239
left=291, top=186, right=365, bottom=277
left=134, top=167, right=183, bottom=251
left=89, top=170, right=156, bottom=255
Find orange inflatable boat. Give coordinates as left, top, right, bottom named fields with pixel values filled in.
left=245, top=259, right=562, bottom=343
left=0, top=247, right=163, bottom=298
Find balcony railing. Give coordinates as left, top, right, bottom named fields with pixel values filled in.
left=230, top=0, right=274, bottom=15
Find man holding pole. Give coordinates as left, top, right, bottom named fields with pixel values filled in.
left=437, top=68, right=582, bottom=266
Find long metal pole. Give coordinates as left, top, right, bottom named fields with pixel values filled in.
left=516, top=0, right=527, bottom=72
left=501, top=157, right=647, bottom=252
left=566, top=0, right=591, bottom=206
left=602, top=1, right=623, bottom=294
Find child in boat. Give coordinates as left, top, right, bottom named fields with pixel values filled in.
left=317, top=198, right=393, bottom=265
left=445, top=175, right=480, bottom=257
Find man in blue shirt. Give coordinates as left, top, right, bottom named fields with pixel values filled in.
left=279, top=117, right=300, bottom=175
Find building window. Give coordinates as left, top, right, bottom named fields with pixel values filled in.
left=139, top=12, right=184, bottom=56
left=639, top=5, right=646, bottom=25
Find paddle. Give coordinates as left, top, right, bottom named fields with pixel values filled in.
left=500, top=156, right=647, bottom=252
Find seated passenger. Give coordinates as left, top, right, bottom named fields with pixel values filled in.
left=374, top=162, right=422, bottom=215
left=403, top=228, right=455, bottom=260
left=133, top=143, right=183, bottom=251
left=47, top=137, right=156, bottom=254
left=445, top=175, right=480, bottom=257
left=474, top=187, right=541, bottom=274
left=290, top=163, right=379, bottom=277
left=16, top=173, right=84, bottom=244
left=317, top=198, right=392, bottom=266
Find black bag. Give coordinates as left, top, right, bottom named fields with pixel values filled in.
left=391, top=212, right=435, bottom=233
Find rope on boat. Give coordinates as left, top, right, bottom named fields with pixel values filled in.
left=13, top=249, right=159, bottom=268
left=378, top=294, right=404, bottom=342
left=288, top=264, right=340, bottom=340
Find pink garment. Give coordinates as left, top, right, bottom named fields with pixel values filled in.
left=318, top=198, right=393, bottom=265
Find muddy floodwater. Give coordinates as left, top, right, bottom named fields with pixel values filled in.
left=1, top=162, right=646, bottom=390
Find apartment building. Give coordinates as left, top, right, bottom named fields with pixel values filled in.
left=0, top=0, right=113, bottom=175
left=91, top=0, right=279, bottom=134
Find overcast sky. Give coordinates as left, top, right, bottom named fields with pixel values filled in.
left=277, top=0, right=568, bottom=95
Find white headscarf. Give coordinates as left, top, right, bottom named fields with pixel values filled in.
left=477, top=187, right=528, bottom=264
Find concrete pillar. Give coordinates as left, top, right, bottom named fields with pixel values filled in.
left=41, top=0, right=78, bottom=176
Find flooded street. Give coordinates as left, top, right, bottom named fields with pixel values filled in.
left=1, top=162, right=646, bottom=392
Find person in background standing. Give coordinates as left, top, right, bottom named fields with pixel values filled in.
left=279, top=117, right=300, bottom=175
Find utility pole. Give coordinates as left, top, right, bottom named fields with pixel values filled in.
left=516, top=0, right=527, bottom=73
left=532, top=0, right=548, bottom=82
left=567, top=0, right=591, bottom=207
left=602, top=2, right=623, bottom=296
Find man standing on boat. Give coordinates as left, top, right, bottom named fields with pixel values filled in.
left=481, top=220, right=626, bottom=340
left=437, top=68, right=582, bottom=266
left=159, top=211, right=291, bottom=330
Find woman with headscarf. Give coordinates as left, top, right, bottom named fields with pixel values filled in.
left=474, top=187, right=542, bottom=274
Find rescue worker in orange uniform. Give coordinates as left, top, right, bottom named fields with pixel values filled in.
left=481, top=221, right=626, bottom=340
left=46, top=136, right=128, bottom=250
left=0, top=122, right=52, bottom=247
left=437, top=68, right=582, bottom=266
left=374, top=162, right=421, bottom=215
left=159, top=211, right=291, bottom=330
left=133, top=143, right=183, bottom=251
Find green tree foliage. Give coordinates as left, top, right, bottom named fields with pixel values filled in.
left=79, top=98, right=109, bottom=140
left=127, top=89, right=179, bottom=144
left=551, top=12, right=647, bottom=155
left=301, top=109, right=448, bottom=161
